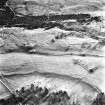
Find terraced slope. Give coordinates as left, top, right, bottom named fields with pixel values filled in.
left=0, top=0, right=105, bottom=105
